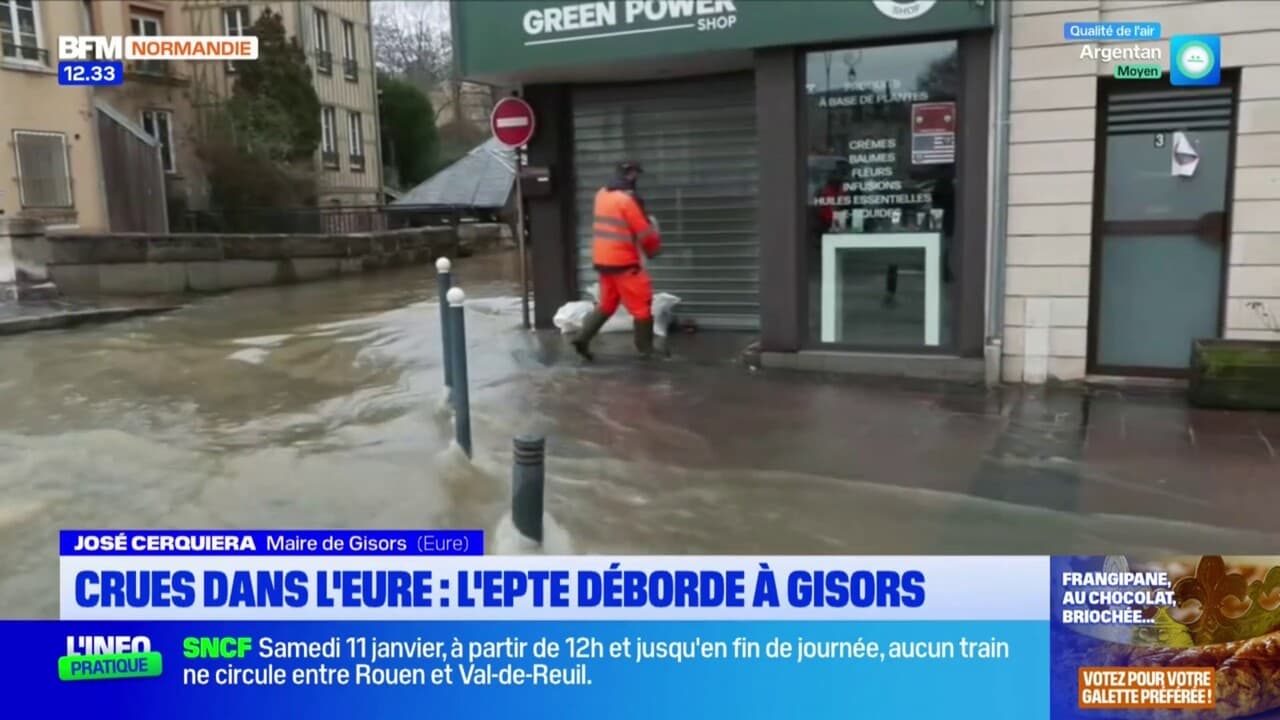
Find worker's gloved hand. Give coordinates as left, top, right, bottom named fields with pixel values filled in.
left=644, top=215, right=661, bottom=259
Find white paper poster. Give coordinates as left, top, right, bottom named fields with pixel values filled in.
left=1171, top=131, right=1200, bottom=177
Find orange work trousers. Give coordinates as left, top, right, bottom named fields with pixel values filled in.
left=598, top=268, right=653, bottom=321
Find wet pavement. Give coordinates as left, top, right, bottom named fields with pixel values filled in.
left=0, top=302, right=179, bottom=335
left=0, top=250, right=1277, bottom=618
left=0, top=297, right=94, bottom=320
left=0, top=295, right=177, bottom=322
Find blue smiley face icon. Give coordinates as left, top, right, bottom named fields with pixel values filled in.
left=1170, top=35, right=1221, bottom=86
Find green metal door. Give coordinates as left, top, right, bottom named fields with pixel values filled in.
left=572, top=74, right=760, bottom=330
left=1092, top=84, right=1233, bottom=373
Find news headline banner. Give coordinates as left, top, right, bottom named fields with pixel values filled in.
left=2, top=619, right=1051, bottom=720
left=60, top=548, right=1050, bottom=621
left=60, top=530, right=482, bottom=556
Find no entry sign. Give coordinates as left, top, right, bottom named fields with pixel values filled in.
left=490, top=97, right=536, bottom=149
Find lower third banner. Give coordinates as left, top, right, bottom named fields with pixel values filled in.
left=2, top=619, right=1048, bottom=719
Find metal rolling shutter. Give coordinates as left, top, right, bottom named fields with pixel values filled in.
left=571, top=74, right=759, bottom=329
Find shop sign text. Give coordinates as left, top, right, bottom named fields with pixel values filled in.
left=810, top=79, right=953, bottom=229
left=872, top=1, right=939, bottom=21
left=522, top=1, right=738, bottom=44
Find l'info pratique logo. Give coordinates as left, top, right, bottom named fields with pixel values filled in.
left=60, top=635, right=163, bottom=682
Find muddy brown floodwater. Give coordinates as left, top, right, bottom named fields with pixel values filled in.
left=1, top=252, right=1277, bottom=618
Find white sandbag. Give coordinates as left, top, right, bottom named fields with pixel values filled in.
left=651, top=292, right=679, bottom=338
left=552, top=285, right=681, bottom=337
left=552, top=301, right=600, bottom=335
left=600, top=312, right=634, bottom=334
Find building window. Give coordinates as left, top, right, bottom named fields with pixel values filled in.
left=222, top=5, right=249, bottom=71
left=347, top=111, right=364, bottom=171
left=141, top=109, right=176, bottom=174
left=129, top=11, right=160, bottom=36
left=313, top=8, right=331, bottom=75
left=320, top=106, right=338, bottom=168
left=223, top=5, right=249, bottom=35
left=129, top=11, right=164, bottom=74
left=341, top=19, right=357, bottom=81
left=804, top=40, right=959, bottom=350
left=1, top=0, right=47, bottom=65
left=13, top=130, right=72, bottom=208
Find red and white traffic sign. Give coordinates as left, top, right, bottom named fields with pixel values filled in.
left=490, top=97, right=536, bottom=149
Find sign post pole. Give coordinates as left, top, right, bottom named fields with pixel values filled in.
left=489, top=95, right=537, bottom=331
left=515, top=149, right=530, bottom=330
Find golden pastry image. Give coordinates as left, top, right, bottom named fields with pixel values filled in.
left=1057, top=556, right=1280, bottom=720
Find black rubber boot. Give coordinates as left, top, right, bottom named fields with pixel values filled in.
left=654, top=332, right=671, bottom=359
left=633, top=318, right=655, bottom=359
left=571, top=309, right=609, bottom=361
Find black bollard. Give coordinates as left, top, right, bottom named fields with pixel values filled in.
left=436, top=257, right=454, bottom=393
left=512, top=435, right=545, bottom=545
left=447, top=287, right=472, bottom=457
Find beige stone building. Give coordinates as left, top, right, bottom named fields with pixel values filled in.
left=2, top=0, right=382, bottom=233
left=0, top=0, right=107, bottom=230
left=182, top=0, right=383, bottom=207
left=1001, top=0, right=1280, bottom=382
left=90, top=0, right=205, bottom=213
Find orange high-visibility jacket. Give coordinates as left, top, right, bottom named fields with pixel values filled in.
left=591, top=188, right=660, bottom=270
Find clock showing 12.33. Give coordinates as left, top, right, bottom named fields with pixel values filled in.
left=58, top=61, right=124, bottom=87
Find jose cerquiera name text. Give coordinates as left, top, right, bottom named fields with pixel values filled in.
left=61, top=529, right=480, bottom=555
left=73, top=564, right=927, bottom=609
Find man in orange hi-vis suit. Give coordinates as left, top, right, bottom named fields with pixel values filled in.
left=571, top=161, right=662, bottom=361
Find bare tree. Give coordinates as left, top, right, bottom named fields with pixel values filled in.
left=373, top=1, right=499, bottom=167
left=373, top=1, right=460, bottom=122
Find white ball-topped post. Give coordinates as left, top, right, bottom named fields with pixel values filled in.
left=446, top=285, right=471, bottom=457
left=436, top=256, right=455, bottom=393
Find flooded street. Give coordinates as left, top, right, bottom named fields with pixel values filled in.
left=1, top=251, right=1278, bottom=618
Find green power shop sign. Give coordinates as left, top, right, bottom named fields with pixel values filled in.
left=454, top=0, right=994, bottom=78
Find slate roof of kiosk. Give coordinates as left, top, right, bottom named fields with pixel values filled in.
left=393, top=138, right=516, bottom=209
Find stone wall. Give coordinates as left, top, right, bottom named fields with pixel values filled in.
left=0, top=217, right=48, bottom=300
left=0, top=234, right=13, bottom=301
left=0, top=222, right=510, bottom=297
left=458, top=221, right=516, bottom=256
